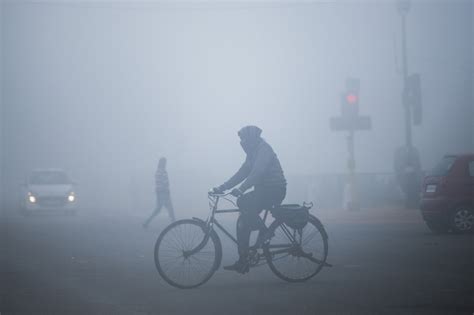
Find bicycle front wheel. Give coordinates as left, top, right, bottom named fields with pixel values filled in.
left=264, top=215, right=328, bottom=282
left=154, top=219, right=222, bottom=289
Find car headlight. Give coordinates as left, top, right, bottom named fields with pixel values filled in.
left=68, top=192, right=75, bottom=202
left=28, top=193, right=36, bottom=203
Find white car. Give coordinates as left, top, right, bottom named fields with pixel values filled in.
left=20, top=169, right=77, bottom=215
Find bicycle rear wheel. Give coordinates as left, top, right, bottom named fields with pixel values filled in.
left=154, top=219, right=222, bottom=289
left=264, top=215, right=328, bottom=282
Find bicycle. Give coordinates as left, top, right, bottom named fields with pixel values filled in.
left=154, top=191, right=331, bottom=289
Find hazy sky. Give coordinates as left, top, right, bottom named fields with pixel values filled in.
left=1, top=0, right=472, bottom=211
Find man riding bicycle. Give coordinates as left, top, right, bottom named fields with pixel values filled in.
left=213, top=125, right=287, bottom=274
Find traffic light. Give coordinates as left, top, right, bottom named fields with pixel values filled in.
left=341, top=77, right=360, bottom=118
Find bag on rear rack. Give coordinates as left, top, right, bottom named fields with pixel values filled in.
left=272, top=203, right=312, bottom=229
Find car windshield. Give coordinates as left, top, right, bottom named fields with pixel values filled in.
left=429, top=156, right=456, bottom=176
left=30, top=171, right=70, bottom=185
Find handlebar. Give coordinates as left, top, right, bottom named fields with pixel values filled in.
left=208, top=190, right=232, bottom=197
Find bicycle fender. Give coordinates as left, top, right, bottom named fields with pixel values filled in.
left=310, top=214, right=329, bottom=240
left=191, top=217, right=212, bottom=235
left=192, top=217, right=205, bottom=224
left=309, top=215, right=332, bottom=267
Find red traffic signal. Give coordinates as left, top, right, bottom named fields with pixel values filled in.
left=340, top=78, right=360, bottom=118
left=345, top=93, right=359, bottom=105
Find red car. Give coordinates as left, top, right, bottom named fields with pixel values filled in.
left=420, top=153, right=474, bottom=233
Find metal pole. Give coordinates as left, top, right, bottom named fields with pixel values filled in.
left=347, top=129, right=359, bottom=211
left=400, top=2, right=412, bottom=148
left=396, top=0, right=422, bottom=209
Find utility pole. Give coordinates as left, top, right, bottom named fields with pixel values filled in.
left=398, top=0, right=412, bottom=148
left=394, top=0, right=423, bottom=209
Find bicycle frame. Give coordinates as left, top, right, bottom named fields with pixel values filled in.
left=183, top=192, right=331, bottom=268
left=184, top=193, right=270, bottom=257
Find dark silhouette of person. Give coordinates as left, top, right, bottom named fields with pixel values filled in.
left=143, top=157, right=175, bottom=228
left=213, top=126, right=286, bottom=273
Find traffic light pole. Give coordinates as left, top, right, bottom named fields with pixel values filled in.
left=346, top=129, right=359, bottom=211
left=330, top=77, right=371, bottom=211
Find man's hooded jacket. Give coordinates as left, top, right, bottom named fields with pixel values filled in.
left=221, top=126, right=287, bottom=193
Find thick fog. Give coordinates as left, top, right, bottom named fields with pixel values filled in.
left=1, top=0, right=473, bottom=216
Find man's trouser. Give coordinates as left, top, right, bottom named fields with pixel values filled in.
left=235, top=186, right=286, bottom=259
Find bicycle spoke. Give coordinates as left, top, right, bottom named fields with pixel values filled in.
left=161, top=237, right=182, bottom=252
left=302, top=229, right=321, bottom=245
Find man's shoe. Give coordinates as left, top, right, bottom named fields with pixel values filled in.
left=223, top=259, right=249, bottom=274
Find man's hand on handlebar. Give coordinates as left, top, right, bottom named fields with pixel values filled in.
left=211, top=186, right=225, bottom=194
left=210, top=186, right=242, bottom=197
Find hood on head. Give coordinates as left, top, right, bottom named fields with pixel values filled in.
left=238, top=125, right=262, bottom=154
left=238, top=125, right=262, bottom=140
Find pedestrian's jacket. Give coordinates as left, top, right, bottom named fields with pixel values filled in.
left=222, top=139, right=286, bottom=193
left=155, top=168, right=170, bottom=193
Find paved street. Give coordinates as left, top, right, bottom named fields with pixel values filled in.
left=1, top=207, right=473, bottom=315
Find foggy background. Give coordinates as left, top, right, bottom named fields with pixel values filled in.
left=1, top=0, right=473, bottom=217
